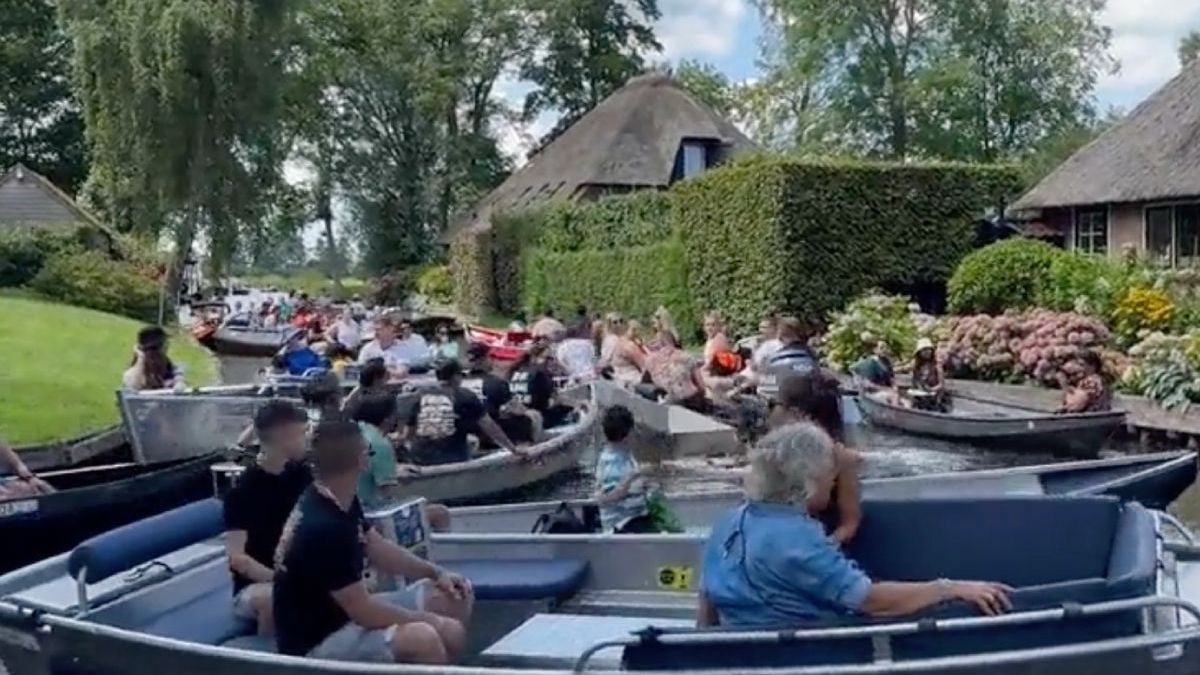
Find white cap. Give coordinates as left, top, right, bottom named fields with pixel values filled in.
left=915, top=337, right=935, bottom=353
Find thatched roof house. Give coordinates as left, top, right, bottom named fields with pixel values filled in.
left=447, top=72, right=754, bottom=240
left=1013, top=62, right=1200, bottom=265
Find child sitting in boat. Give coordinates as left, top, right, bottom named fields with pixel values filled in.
left=595, top=405, right=657, bottom=534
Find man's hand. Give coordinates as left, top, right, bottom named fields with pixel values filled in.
left=434, top=569, right=473, bottom=601
left=397, top=464, right=421, bottom=479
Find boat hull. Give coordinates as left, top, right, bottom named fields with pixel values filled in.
left=445, top=451, right=1198, bottom=534
left=208, top=327, right=298, bottom=357
left=856, top=393, right=1126, bottom=456
left=0, top=456, right=215, bottom=574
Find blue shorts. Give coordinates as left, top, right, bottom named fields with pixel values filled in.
left=307, top=582, right=430, bottom=662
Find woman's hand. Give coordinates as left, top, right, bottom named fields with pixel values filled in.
left=950, top=581, right=1013, bottom=616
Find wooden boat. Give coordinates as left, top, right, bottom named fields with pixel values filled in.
left=208, top=325, right=303, bottom=357
left=0, top=455, right=216, bottom=574
left=446, top=450, right=1198, bottom=534
left=3, top=494, right=1200, bottom=674
left=856, top=392, right=1126, bottom=455
left=117, top=385, right=600, bottom=503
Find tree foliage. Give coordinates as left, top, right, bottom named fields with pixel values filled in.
left=754, top=0, right=1113, bottom=161
left=60, top=0, right=298, bottom=278
left=521, top=0, right=661, bottom=145
left=674, top=60, right=737, bottom=117
left=0, top=0, right=87, bottom=192
left=1181, top=31, right=1200, bottom=67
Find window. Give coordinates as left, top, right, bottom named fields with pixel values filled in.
left=1178, top=205, right=1200, bottom=267
left=682, top=142, right=707, bottom=178
left=1074, top=207, right=1108, bottom=255
left=1147, top=206, right=1173, bottom=263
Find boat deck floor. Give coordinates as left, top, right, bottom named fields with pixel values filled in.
left=479, top=612, right=694, bottom=670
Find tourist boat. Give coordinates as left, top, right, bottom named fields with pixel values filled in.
left=856, top=392, right=1127, bottom=455
left=208, top=324, right=304, bottom=358
left=0, top=455, right=215, bottom=574
left=116, top=385, right=600, bottom=503
left=446, top=450, right=1199, bottom=534
left=466, top=324, right=533, bottom=362
left=2, top=493, right=1199, bottom=674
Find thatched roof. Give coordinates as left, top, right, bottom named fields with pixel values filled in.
left=1014, top=62, right=1200, bottom=210
left=446, top=73, right=754, bottom=240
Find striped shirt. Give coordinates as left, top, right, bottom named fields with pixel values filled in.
left=596, top=445, right=647, bottom=532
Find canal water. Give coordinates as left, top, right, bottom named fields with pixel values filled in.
left=217, top=354, right=1200, bottom=526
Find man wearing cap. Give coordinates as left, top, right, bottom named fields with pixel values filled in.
left=403, top=360, right=527, bottom=466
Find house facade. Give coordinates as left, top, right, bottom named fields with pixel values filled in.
left=0, top=164, right=103, bottom=232
left=1014, top=61, right=1200, bottom=266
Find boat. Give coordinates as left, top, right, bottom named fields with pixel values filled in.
left=446, top=450, right=1198, bottom=534
left=208, top=324, right=304, bottom=358
left=595, top=381, right=738, bottom=460
left=117, top=385, right=601, bottom=503
left=3, top=493, right=1199, bottom=674
left=467, top=324, right=533, bottom=362
left=856, top=391, right=1126, bottom=455
left=0, top=455, right=216, bottom=574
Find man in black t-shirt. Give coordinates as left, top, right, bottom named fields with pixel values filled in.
left=510, top=339, right=574, bottom=429
left=272, top=420, right=473, bottom=663
left=463, top=343, right=539, bottom=446
left=404, top=359, right=526, bottom=465
left=223, top=400, right=312, bottom=634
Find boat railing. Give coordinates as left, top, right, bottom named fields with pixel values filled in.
left=572, top=595, right=1200, bottom=672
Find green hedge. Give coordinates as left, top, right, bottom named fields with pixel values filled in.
left=487, top=191, right=672, bottom=314
left=31, top=250, right=161, bottom=323
left=520, top=242, right=695, bottom=338
left=673, top=157, right=1021, bottom=334
left=450, top=232, right=494, bottom=317
left=0, top=225, right=119, bottom=287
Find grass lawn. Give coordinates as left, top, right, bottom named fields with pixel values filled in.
left=0, top=296, right=218, bottom=446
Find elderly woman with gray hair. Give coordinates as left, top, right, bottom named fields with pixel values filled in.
left=697, top=422, right=1011, bottom=628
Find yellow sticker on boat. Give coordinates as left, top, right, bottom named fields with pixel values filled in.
left=657, top=565, right=693, bottom=590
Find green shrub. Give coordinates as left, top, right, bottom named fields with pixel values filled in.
left=1034, top=251, right=1129, bottom=317
left=368, top=269, right=415, bottom=307
left=947, top=238, right=1063, bottom=315
left=31, top=250, right=161, bottom=323
left=415, top=264, right=453, bottom=305
left=823, top=293, right=921, bottom=371
left=0, top=228, right=90, bottom=287
left=675, top=157, right=1021, bottom=335
left=450, top=232, right=494, bottom=317
left=520, top=242, right=695, bottom=338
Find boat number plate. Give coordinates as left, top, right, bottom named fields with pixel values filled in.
left=0, top=499, right=38, bottom=519
left=657, top=565, right=693, bottom=591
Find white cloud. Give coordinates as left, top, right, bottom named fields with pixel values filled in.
left=655, top=0, right=747, bottom=60
left=1096, top=0, right=1200, bottom=105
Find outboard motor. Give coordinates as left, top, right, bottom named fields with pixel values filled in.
left=211, top=461, right=247, bottom=500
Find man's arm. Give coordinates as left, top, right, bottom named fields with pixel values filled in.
left=478, top=414, right=525, bottom=455
left=224, top=530, right=274, bottom=583
left=331, top=579, right=432, bottom=630
left=365, top=528, right=440, bottom=580
left=0, top=440, right=31, bottom=479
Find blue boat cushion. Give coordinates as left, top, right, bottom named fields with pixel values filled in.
left=1106, top=503, right=1157, bottom=597
left=441, top=559, right=589, bottom=601
left=68, top=499, right=223, bottom=584
left=844, top=497, right=1120, bottom=588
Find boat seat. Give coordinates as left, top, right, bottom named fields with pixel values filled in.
left=441, top=559, right=590, bottom=602
left=136, top=583, right=254, bottom=646
left=68, top=499, right=223, bottom=585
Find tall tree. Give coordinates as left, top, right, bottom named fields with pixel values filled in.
left=60, top=0, right=298, bottom=279
left=674, top=59, right=736, bottom=117
left=1181, top=30, right=1200, bottom=66
left=756, top=0, right=1111, bottom=161
left=303, top=0, right=519, bottom=273
left=913, top=0, right=1112, bottom=162
left=0, top=0, right=87, bottom=192
left=521, top=0, right=661, bottom=136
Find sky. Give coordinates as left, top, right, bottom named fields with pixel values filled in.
left=495, top=0, right=1200, bottom=160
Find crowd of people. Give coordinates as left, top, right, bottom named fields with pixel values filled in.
left=95, top=300, right=1122, bottom=664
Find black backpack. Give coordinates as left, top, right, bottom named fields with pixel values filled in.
left=531, top=502, right=599, bottom=534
